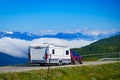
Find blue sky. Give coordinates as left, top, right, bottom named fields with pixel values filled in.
left=0, top=0, right=120, bottom=33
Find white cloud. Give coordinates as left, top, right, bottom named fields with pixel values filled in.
left=0, top=37, right=94, bottom=58
left=35, top=28, right=120, bottom=36
left=0, top=37, right=29, bottom=58
left=67, top=27, right=120, bottom=36
left=31, top=38, right=94, bottom=48
left=35, top=30, right=59, bottom=35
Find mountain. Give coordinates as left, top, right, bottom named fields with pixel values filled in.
left=0, top=52, right=27, bottom=66
left=42, top=32, right=95, bottom=40
left=0, top=31, right=40, bottom=41
left=0, top=31, right=120, bottom=41
left=72, top=34, right=120, bottom=55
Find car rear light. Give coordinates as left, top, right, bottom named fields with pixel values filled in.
left=45, top=53, right=48, bottom=61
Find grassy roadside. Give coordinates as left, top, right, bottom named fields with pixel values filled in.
left=0, top=62, right=120, bottom=80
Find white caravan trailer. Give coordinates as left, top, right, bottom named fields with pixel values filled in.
left=28, top=44, right=71, bottom=65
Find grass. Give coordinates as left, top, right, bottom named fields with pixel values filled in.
left=0, top=62, right=120, bottom=80
left=83, top=57, right=99, bottom=61
left=82, top=52, right=120, bottom=61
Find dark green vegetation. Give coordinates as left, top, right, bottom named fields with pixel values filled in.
left=71, top=35, right=120, bottom=61
left=72, top=34, right=120, bottom=55
left=0, top=62, right=120, bottom=80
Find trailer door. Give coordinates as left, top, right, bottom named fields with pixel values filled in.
left=30, top=47, right=46, bottom=60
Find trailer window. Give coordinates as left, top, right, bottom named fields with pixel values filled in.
left=66, top=50, right=69, bottom=55
left=52, top=49, right=55, bottom=54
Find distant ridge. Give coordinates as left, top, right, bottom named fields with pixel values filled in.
left=0, top=31, right=120, bottom=41
left=72, top=34, right=120, bottom=55
left=0, top=52, right=27, bottom=66
left=0, top=31, right=40, bottom=41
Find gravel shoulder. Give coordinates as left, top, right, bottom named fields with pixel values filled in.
left=0, top=61, right=119, bottom=73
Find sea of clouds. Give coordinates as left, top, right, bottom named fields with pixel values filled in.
left=0, top=37, right=95, bottom=58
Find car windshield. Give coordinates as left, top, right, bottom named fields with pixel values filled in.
left=72, top=51, right=79, bottom=56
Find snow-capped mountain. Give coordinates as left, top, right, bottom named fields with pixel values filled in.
left=42, top=32, right=95, bottom=40
left=1, top=31, right=119, bottom=41
left=0, top=31, right=40, bottom=40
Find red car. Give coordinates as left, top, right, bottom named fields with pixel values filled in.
left=70, top=51, right=83, bottom=64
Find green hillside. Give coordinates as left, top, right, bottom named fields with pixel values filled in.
left=72, top=34, right=120, bottom=55
left=0, top=62, right=120, bottom=80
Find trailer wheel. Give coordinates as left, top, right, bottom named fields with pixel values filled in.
left=40, top=63, right=45, bottom=66
left=72, top=61, right=79, bottom=65
left=58, top=61, right=62, bottom=66
left=79, top=62, right=83, bottom=64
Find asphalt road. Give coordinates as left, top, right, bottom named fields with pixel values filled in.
left=0, top=61, right=119, bottom=73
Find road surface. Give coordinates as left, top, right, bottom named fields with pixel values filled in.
left=0, top=61, right=119, bottom=73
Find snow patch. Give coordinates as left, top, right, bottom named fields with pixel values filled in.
left=5, top=31, right=14, bottom=34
